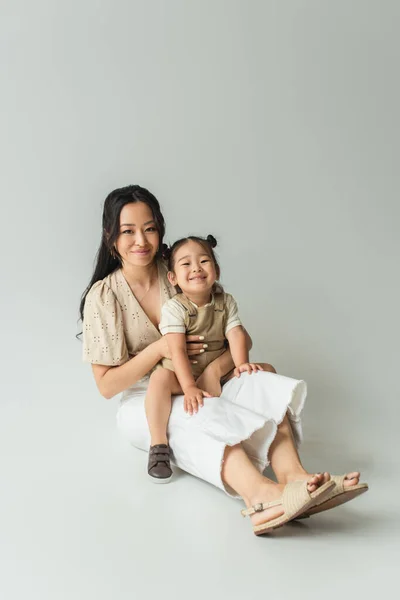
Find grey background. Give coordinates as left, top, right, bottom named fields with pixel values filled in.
left=1, top=1, right=399, bottom=599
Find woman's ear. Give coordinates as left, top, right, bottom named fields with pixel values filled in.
left=167, top=271, right=177, bottom=286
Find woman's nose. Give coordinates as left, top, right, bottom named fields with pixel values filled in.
left=135, top=230, right=146, bottom=246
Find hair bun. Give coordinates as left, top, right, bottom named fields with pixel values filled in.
left=161, top=243, right=171, bottom=260
left=206, top=234, right=217, bottom=248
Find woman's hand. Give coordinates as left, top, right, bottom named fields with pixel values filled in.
left=184, top=385, right=211, bottom=415
left=157, top=335, right=207, bottom=363
left=196, top=364, right=223, bottom=398
left=233, top=362, right=263, bottom=377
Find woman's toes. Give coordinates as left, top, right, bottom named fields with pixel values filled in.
left=307, top=474, right=322, bottom=492
left=322, top=472, right=331, bottom=483
left=344, top=472, right=360, bottom=487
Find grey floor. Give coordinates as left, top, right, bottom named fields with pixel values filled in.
left=1, top=368, right=397, bottom=600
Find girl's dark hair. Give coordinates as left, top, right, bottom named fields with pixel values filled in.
left=163, top=235, right=222, bottom=293
left=78, top=185, right=166, bottom=325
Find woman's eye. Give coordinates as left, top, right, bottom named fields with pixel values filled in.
left=122, top=230, right=134, bottom=235
left=145, top=227, right=157, bottom=232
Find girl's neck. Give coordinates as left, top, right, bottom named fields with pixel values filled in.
left=182, top=289, right=213, bottom=308
left=122, top=261, right=158, bottom=288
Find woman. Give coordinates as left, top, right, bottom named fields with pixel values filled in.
left=79, top=185, right=367, bottom=535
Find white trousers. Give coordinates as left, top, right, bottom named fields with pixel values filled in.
left=116, top=371, right=307, bottom=497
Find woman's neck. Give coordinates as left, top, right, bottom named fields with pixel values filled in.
left=122, top=261, right=158, bottom=288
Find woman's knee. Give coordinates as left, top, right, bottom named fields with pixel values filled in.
left=259, top=362, right=277, bottom=374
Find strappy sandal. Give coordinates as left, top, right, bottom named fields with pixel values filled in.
left=295, top=474, right=369, bottom=519
left=148, top=444, right=173, bottom=484
left=241, top=480, right=333, bottom=535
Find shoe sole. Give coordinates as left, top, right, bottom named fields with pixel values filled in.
left=295, top=484, right=369, bottom=519
left=148, top=473, right=173, bottom=484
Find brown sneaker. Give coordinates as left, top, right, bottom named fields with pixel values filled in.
left=148, top=444, right=173, bottom=484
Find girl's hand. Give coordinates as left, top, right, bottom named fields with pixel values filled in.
left=196, top=365, right=222, bottom=398
left=157, top=335, right=207, bottom=364
left=184, top=386, right=211, bottom=415
left=234, top=363, right=264, bottom=377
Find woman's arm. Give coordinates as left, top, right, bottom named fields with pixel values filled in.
left=92, top=338, right=166, bottom=399
left=92, top=336, right=207, bottom=399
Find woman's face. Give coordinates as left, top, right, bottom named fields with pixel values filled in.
left=115, top=202, right=160, bottom=268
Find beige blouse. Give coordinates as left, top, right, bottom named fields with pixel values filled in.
left=82, top=261, right=176, bottom=366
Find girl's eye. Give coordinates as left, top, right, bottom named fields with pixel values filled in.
left=201, top=259, right=210, bottom=263
left=182, top=262, right=190, bottom=266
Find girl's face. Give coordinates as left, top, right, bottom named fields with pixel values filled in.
left=168, top=240, right=217, bottom=296
left=115, top=202, right=160, bottom=268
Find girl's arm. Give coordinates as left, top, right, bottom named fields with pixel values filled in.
left=225, top=326, right=249, bottom=367
left=225, top=326, right=262, bottom=376
left=198, top=327, right=252, bottom=379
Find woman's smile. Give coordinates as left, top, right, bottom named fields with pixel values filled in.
left=132, top=249, right=151, bottom=256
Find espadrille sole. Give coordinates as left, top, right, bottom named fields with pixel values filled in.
left=296, top=483, right=368, bottom=519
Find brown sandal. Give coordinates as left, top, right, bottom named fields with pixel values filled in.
left=148, top=444, right=173, bottom=484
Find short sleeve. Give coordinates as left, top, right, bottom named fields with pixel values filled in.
left=159, top=299, right=187, bottom=335
left=224, top=294, right=242, bottom=335
left=82, top=280, right=129, bottom=365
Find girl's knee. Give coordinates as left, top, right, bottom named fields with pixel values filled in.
left=150, top=367, right=174, bottom=383
left=259, top=362, right=276, bottom=374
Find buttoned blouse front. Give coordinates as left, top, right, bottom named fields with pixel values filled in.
left=82, top=261, right=176, bottom=366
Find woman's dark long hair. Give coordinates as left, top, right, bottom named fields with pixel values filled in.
left=78, top=185, right=165, bottom=326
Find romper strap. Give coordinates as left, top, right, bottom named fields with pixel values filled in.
left=174, top=293, right=197, bottom=317
left=213, top=292, right=225, bottom=312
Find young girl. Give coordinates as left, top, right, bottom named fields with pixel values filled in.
left=146, top=234, right=263, bottom=483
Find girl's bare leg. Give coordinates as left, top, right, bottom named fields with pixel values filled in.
left=145, top=368, right=182, bottom=446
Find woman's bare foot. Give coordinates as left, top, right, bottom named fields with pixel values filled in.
left=279, top=470, right=330, bottom=493
left=281, top=470, right=361, bottom=491
left=340, top=472, right=361, bottom=487
left=244, top=476, right=329, bottom=528
left=244, top=481, right=286, bottom=528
